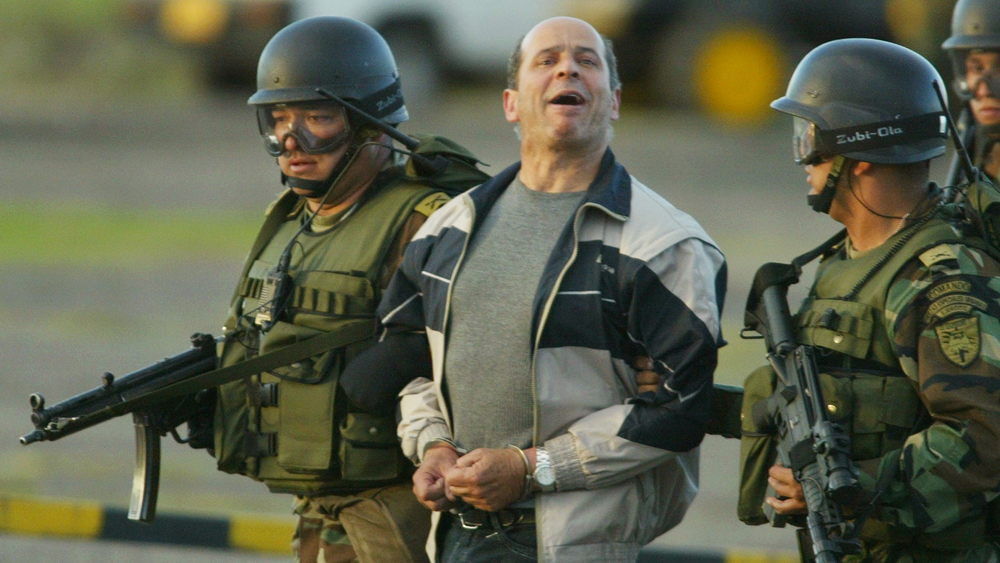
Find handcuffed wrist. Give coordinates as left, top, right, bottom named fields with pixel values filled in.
left=416, top=423, right=456, bottom=463
left=506, top=444, right=533, bottom=500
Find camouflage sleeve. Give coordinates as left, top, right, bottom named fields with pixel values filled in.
left=876, top=242, right=1000, bottom=534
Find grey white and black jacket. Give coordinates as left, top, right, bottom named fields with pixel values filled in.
left=382, top=150, right=727, bottom=562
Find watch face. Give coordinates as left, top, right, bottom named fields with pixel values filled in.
left=536, top=466, right=555, bottom=487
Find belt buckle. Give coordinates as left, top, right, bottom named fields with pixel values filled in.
left=457, top=509, right=486, bottom=530
left=497, top=509, right=525, bottom=527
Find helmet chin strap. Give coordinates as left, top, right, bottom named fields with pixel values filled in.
left=281, top=140, right=358, bottom=201
left=980, top=121, right=1000, bottom=140
left=807, top=155, right=846, bottom=214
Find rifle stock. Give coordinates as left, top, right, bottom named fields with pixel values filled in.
left=745, top=262, right=861, bottom=563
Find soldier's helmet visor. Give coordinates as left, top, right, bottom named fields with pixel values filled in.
left=256, top=102, right=352, bottom=157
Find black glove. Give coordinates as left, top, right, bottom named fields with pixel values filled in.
left=145, top=388, right=217, bottom=455
left=184, top=388, right=217, bottom=454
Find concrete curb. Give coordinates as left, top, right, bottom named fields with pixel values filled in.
left=0, top=495, right=294, bottom=553
left=0, top=494, right=798, bottom=562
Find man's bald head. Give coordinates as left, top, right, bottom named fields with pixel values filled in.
left=505, top=17, right=620, bottom=91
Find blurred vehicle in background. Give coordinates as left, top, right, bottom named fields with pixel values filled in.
left=122, top=0, right=956, bottom=123
left=123, top=0, right=291, bottom=86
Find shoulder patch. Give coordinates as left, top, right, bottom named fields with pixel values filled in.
left=919, top=244, right=958, bottom=267
left=923, top=294, right=988, bottom=324
left=935, top=316, right=981, bottom=367
left=926, top=279, right=972, bottom=301
left=413, top=193, right=451, bottom=218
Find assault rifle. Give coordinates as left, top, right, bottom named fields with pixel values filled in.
left=19, top=333, right=220, bottom=523
left=743, top=257, right=862, bottom=563
left=19, top=320, right=375, bottom=523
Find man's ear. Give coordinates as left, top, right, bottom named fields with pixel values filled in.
left=610, top=87, right=622, bottom=120
left=503, top=89, right=520, bottom=123
left=852, top=161, right=872, bottom=176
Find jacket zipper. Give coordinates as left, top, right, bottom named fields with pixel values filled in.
left=437, top=193, right=476, bottom=431
left=529, top=202, right=625, bottom=445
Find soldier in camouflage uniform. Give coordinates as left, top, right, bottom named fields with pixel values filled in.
left=738, top=38, right=1000, bottom=563
left=943, top=0, right=1000, bottom=182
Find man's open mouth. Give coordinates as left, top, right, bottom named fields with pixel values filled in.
left=551, top=93, right=585, bottom=106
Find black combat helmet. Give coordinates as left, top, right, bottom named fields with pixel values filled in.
left=942, top=0, right=1000, bottom=99
left=248, top=16, right=408, bottom=124
left=248, top=16, right=408, bottom=197
left=772, top=38, right=948, bottom=167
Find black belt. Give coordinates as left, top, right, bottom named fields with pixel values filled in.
left=455, top=507, right=535, bottom=529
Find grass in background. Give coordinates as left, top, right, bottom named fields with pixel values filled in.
left=0, top=202, right=261, bottom=266
left=0, top=0, right=201, bottom=104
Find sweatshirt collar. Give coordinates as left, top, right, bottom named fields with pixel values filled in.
left=467, top=148, right=631, bottom=229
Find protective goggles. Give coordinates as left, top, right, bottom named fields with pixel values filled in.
left=256, top=102, right=352, bottom=156
left=791, top=113, right=947, bottom=166
left=793, top=117, right=824, bottom=165
left=950, top=50, right=1000, bottom=100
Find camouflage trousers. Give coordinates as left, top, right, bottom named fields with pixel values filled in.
left=843, top=541, right=1000, bottom=563
left=291, top=483, right=431, bottom=563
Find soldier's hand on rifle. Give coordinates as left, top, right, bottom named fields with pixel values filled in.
left=765, top=464, right=807, bottom=515
left=633, top=356, right=660, bottom=394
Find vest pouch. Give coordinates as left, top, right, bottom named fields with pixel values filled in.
left=215, top=337, right=253, bottom=475
left=338, top=412, right=401, bottom=481
left=739, top=365, right=778, bottom=525
left=798, top=299, right=877, bottom=361
left=259, top=320, right=343, bottom=474
left=841, top=371, right=921, bottom=461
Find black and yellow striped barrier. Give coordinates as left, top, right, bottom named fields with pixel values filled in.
left=0, top=495, right=294, bottom=553
left=0, top=494, right=797, bottom=562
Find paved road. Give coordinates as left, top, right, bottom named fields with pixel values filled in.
left=0, top=89, right=954, bottom=558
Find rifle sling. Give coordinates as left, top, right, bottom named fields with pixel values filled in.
left=115, top=320, right=376, bottom=415
left=791, top=228, right=847, bottom=273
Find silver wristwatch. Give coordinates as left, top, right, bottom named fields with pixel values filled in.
left=532, top=447, right=557, bottom=493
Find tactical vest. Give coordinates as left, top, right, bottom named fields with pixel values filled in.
left=793, top=219, right=961, bottom=466
left=214, top=180, right=440, bottom=496
left=741, top=210, right=1000, bottom=548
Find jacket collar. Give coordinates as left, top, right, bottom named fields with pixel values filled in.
left=466, top=148, right=632, bottom=231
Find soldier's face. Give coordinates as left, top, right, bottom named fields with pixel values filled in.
left=503, top=17, right=620, bottom=152
left=966, top=51, right=1000, bottom=127
left=272, top=104, right=352, bottom=185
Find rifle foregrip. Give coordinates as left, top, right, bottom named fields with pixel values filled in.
left=801, top=463, right=849, bottom=563
left=128, top=412, right=161, bottom=523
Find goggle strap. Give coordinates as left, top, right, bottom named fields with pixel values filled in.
left=827, top=155, right=846, bottom=186
left=815, top=113, right=947, bottom=156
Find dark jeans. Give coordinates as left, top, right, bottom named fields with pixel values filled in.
left=437, top=512, right=538, bottom=562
